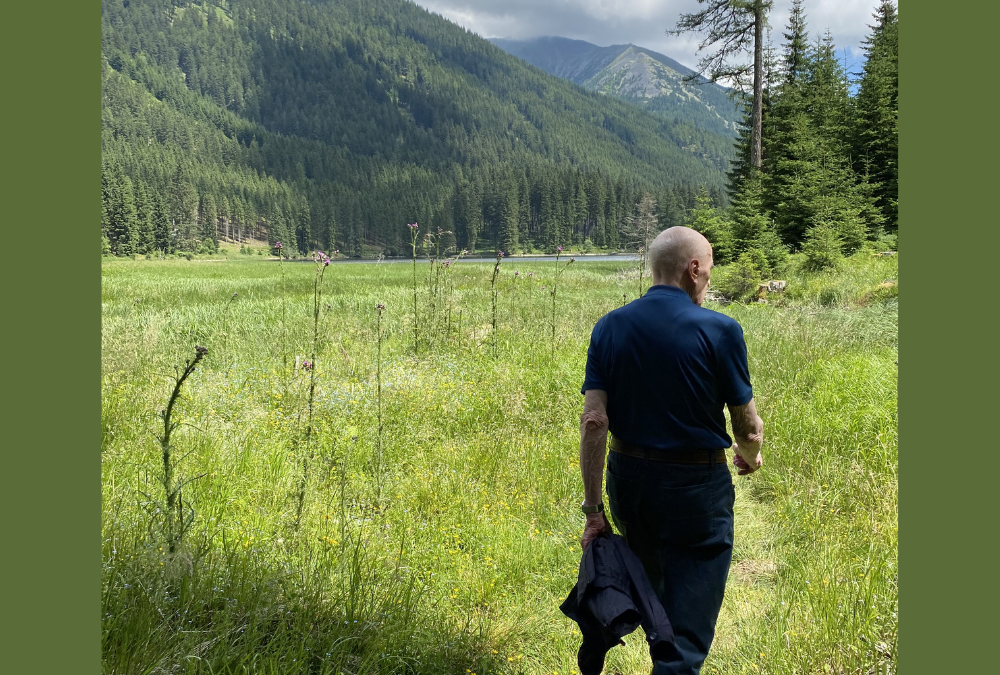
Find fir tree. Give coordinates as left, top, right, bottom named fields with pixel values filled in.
left=854, top=0, right=898, bottom=230
left=686, top=187, right=733, bottom=264
left=134, top=179, right=156, bottom=255
left=107, top=164, right=139, bottom=257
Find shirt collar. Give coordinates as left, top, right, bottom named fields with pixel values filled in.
left=644, top=285, right=693, bottom=300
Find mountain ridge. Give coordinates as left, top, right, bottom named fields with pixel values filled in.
left=489, top=36, right=742, bottom=137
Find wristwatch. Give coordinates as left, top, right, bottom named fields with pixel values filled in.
left=581, top=502, right=604, bottom=514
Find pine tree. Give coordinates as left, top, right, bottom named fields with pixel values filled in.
left=685, top=188, right=733, bottom=264
left=168, top=164, right=199, bottom=237
left=728, top=175, right=787, bottom=275
left=107, top=164, right=138, bottom=257
left=499, top=182, right=519, bottom=254
left=672, top=1, right=774, bottom=169
left=134, top=180, right=156, bottom=255
left=854, top=0, right=898, bottom=230
left=153, top=190, right=173, bottom=254
left=200, top=193, right=218, bottom=247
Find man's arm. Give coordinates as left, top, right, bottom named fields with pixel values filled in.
left=580, top=389, right=612, bottom=548
left=728, top=398, right=764, bottom=475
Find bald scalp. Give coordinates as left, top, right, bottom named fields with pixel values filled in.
left=648, top=227, right=713, bottom=285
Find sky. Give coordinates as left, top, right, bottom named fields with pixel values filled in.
left=410, top=0, right=891, bottom=82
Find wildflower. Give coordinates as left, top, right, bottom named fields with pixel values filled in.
left=444, top=259, right=452, bottom=268
left=528, top=272, right=534, bottom=278
left=302, top=359, right=313, bottom=370
left=498, top=250, right=504, bottom=257
left=557, top=246, right=563, bottom=251
left=407, top=222, right=419, bottom=229
left=275, top=241, right=283, bottom=249
left=376, top=303, right=386, bottom=311
left=541, top=286, right=546, bottom=290
left=324, top=258, right=330, bottom=266
left=462, top=249, right=469, bottom=255
left=514, top=270, right=519, bottom=277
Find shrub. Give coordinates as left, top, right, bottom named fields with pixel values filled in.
left=717, top=250, right=764, bottom=302
left=802, top=221, right=843, bottom=272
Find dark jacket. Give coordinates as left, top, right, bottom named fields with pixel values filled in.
left=560, top=533, right=676, bottom=675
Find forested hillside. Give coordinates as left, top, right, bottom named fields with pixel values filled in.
left=101, top=0, right=730, bottom=257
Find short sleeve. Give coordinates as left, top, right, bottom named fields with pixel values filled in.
left=581, top=319, right=608, bottom=395
left=717, top=319, right=753, bottom=406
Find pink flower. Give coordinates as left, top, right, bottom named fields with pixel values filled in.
left=557, top=246, right=563, bottom=252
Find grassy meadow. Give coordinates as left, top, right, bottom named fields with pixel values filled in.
left=101, top=250, right=898, bottom=675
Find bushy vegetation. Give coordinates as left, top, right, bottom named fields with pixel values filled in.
left=102, top=251, right=896, bottom=674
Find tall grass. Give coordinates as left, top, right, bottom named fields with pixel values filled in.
left=102, top=251, right=897, bottom=674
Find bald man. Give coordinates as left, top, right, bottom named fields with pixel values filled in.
left=578, top=227, right=764, bottom=674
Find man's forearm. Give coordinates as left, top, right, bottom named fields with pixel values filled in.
left=580, top=390, right=610, bottom=505
left=580, top=424, right=609, bottom=505
left=730, top=398, right=764, bottom=456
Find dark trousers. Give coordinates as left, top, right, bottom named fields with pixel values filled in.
left=606, top=451, right=735, bottom=675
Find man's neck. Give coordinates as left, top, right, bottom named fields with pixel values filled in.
left=651, top=279, right=696, bottom=303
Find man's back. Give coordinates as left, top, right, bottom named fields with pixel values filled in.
left=582, top=285, right=753, bottom=451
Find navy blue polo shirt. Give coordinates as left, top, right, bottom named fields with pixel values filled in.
left=582, top=285, right=753, bottom=451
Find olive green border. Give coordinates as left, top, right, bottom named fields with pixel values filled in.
left=5, top=0, right=961, bottom=672
left=5, top=1, right=99, bottom=672
left=904, top=0, right=993, bottom=671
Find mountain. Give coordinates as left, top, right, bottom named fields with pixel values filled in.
left=102, top=0, right=729, bottom=257
left=490, top=37, right=742, bottom=138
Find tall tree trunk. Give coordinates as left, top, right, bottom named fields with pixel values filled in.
left=751, top=1, right=764, bottom=169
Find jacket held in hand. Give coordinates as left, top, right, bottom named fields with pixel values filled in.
left=560, top=533, right=678, bottom=675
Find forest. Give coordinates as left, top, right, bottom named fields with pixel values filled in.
left=101, top=0, right=897, bottom=274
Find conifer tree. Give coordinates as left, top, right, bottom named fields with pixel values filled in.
left=854, top=0, right=898, bottom=230
left=153, top=191, right=173, bottom=254
left=107, top=164, right=139, bottom=257
left=686, top=187, right=733, bottom=264
left=200, top=193, right=218, bottom=247
left=134, top=179, right=156, bottom=254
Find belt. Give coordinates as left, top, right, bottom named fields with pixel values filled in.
left=610, top=437, right=727, bottom=465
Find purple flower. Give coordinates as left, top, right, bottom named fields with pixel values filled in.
left=498, top=250, right=505, bottom=258
left=514, top=270, right=519, bottom=276
left=301, top=359, right=313, bottom=370
left=275, top=241, right=283, bottom=250
left=528, top=272, right=534, bottom=278
left=557, top=246, right=563, bottom=252
left=324, top=258, right=330, bottom=266
left=407, top=222, right=419, bottom=230
left=541, top=286, right=546, bottom=290
left=443, top=259, right=452, bottom=268
left=462, top=249, right=469, bottom=255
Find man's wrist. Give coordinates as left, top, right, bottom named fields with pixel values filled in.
left=581, top=501, right=604, bottom=514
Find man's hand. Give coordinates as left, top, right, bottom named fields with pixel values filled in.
left=728, top=398, right=764, bottom=476
left=732, top=442, right=763, bottom=475
left=580, top=512, right=612, bottom=549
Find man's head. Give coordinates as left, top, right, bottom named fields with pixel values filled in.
left=648, top=227, right=714, bottom=305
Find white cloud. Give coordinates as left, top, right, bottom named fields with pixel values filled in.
left=414, top=0, right=888, bottom=75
